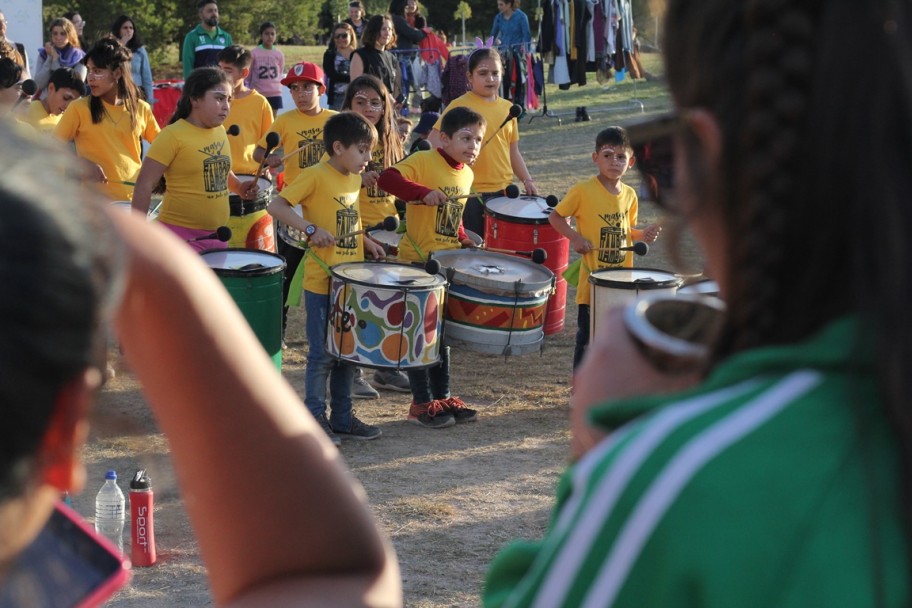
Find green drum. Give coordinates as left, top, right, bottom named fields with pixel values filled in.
left=201, top=249, right=286, bottom=370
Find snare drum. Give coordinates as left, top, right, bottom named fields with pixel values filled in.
left=227, top=175, right=275, bottom=251
left=327, top=262, right=447, bottom=369
left=372, top=229, right=402, bottom=257
left=484, top=195, right=569, bottom=335
left=432, top=249, right=555, bottom=356
left=201, top=249, right=285, bottom=370
left=678, top=278, right=721, bottom=298
left=588, top=268, right=682, bottom=341
left=277, top=205, right=308, bottom=250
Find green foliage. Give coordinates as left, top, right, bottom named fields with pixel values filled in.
left=454, top=1, right=472, bottom=20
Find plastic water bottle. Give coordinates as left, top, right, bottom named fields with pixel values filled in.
left=95, top=470, right=125, bottom=554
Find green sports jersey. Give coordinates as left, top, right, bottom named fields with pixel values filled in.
left=485, top=317, right=910, bottom=607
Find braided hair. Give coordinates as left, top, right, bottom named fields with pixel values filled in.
left=664, top=0, right=912, bottom=581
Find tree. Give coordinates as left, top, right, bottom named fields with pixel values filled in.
left=453, top=1, right=471, bottom=46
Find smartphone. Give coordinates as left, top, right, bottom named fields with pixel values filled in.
left=0, top=502, right=130, bottom=608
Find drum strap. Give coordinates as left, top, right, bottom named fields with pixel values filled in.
left=403, top=233, right=427, bottom=262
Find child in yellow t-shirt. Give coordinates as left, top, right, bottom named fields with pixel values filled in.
left=54, top=38, right=160, bottom=201
left=267, top=112, right=385, bottom=446
left=23, top=67, right=84, bottom=132
left=218, top=45, right=275, bottom=250
left=377, top=107, right=486, bottom=429
left=428, top=47, right=536, bottom=236
left=548, top=126, right=662, bottom=368
left=218, top=45, right=274, bottom=175
left=131, top=67, right=258, bottom=252
left=253, top=61, right=337, bottom=336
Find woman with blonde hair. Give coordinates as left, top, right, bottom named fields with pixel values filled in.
left=34, top=17, right=86, bottom=91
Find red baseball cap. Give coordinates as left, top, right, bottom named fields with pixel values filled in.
left=280, top=62, right=326, bottom=94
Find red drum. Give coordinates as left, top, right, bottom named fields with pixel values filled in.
left=484, top=195, right=569, bottom=335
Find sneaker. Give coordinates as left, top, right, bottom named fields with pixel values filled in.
left=441, top=396, right=478, bottom=423
left=332, top=414, right=382, bottom=440
left=408, top=400, right=456, bottom=429
left=352, top=368, right=380, bottom=399
left=316, top=413, right=342, bottom=447
left=372, top=369, right=411, bottom=393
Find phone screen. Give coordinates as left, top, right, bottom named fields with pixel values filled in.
left=0, top=503, right=129, bottom=608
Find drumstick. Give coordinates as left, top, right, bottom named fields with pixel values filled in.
left=336, top=215, right=400, bottom=241
left=407, top=185, right=520, bottom=205
left=482, top=246, right=548, bottom=264
left=255, top=131, right=280, bottom=179
left=595, top=241, right=649, bottom=256
left=280, top=139, right=319, bottom=162
left=481, top=104, right=522, bottom=151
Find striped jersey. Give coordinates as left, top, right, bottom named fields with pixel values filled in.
left=485, top=317, right=909, bottom=607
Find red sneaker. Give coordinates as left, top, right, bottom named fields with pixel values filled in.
left=441, top=396, right=478, bottom=423
left=407, top=400, right=456, bottom=429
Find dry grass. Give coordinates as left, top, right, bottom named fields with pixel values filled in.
left=83, top=71, right=705, bottom=606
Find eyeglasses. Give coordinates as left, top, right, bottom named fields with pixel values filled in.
left=334, top=33, right=350, bottom=39
left=625, top=111, right=686, bottom=209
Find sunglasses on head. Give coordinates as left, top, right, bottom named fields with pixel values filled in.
left=624, top=111, right=687, bottom=209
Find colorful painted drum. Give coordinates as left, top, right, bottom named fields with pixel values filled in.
left=327, top=262, right=447, bottom=369
left=432, top=249, right=555, bottom=356
left=588, top=268, right=682, bottom=341
left=110, top=200, right=160, bottom=221
left=484, top=195, right=569, bottom=335
left=227, top=175, right=275, bottom=252
left=201, top=249, right=285, bottom=370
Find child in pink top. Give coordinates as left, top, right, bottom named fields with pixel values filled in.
left=249, top=22, right=285, bottom=113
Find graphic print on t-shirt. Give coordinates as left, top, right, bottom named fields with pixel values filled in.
left=597, top=210, right=627, bottom=265
left=200, top=140, right=230, bottom=194
left=336, top=203, right=359, bottom=249
left=435, top=186, right=463, bottom=237
left=296, top=128, right=326, bottom=168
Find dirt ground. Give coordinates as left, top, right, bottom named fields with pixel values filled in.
left=76, top=90, right=703, bottom=606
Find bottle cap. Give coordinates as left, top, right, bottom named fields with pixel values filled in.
left=105, top=470, right=117, bottom=480
left=130, top=469, right=152, bottom=490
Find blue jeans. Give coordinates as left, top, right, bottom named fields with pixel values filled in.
left=573, top=304, right=590, bottom=370
left=304, top=290, right=355, bottom=428
left=407, top=346, right=450, bottom=404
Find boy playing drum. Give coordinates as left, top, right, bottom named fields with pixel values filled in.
left=377, top=107, right=485, bottom=428
left=267, top=112, right=385, bottom=446
left=547, top=126, right=661, bottom=368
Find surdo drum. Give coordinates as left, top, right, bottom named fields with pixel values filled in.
left=588, top=268, right=682, bottom=341
left=432, top=249, right=555, bottom=356
left=484, top=195, right=569, bottom=335
left=326, top=262, right=447, bottom=369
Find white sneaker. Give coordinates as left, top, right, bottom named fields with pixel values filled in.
left=372, top=370, right=411, bottom=392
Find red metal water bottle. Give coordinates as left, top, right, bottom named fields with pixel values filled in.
left=129, top=470, right=156, bottom=567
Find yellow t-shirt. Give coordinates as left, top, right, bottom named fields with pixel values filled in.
left=360, top=145, right=398, bottom=227
left=148, top=120, right=232, bottom=230
left=225, top=90, right=274, bottom=175
left=258, top=108, right=336, bottom=186
left=54, top=97, right=160, bottom=200
left=393, top=149, right=474, bottom=262
left=24, top=101, right=60, bottom=133
left=280, top=160, right=364, bottom=294
left=434, top=92, right=517, bottom=192
left=553, top=176, right=639, bottom=305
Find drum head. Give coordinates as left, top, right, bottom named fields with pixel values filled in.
left=588, top=267, right=682, bottom=290
left=485, top=195, right=552, bottom=224
left=678, top=278, right=720, bottom=297
left=331, top=262, right=445, bottom=289
left=432, top=249, right=554, bottom=295
left=201, top=249, right=285, bottom=276
left=235, top=174, right=273, bottom=192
